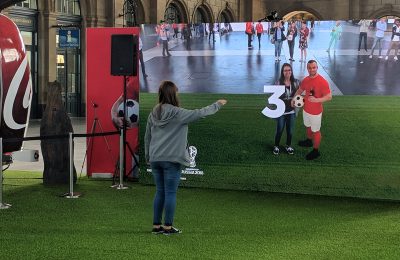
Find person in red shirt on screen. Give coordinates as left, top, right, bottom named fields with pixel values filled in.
left=292, top=60, right=332, bottom=160
left=255, top=21, right=264, bottom=49
left=245, top=21, right=254, bottom=49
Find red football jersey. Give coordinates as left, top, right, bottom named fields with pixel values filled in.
left=300, top=74, right=330, bottom=115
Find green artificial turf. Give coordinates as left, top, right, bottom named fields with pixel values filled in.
left=1, top=171, right=400, bottom=259
left=139, top=94, right=400, bottom=200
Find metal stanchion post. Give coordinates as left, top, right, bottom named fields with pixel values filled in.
left=66, top=132, right=80, bottom=198
left=111, top=130, right=128, bottom=189
left=0, top=138, right=11, bottom=209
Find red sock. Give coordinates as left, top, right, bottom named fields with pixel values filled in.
left=306, top=127, right=313, bottom=139
left=313, top=131, right=321, bottom=149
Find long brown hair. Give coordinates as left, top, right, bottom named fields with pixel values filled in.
left=156, top=80, right=180, bottom=119
left=279, top=63, right=295, bottom=86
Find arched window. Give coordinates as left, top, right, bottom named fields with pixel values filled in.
left=194, top=5, right=212, bottom=24
left=219, top=9, right=234, bottom=23
left=164, top=4, right=182, bottom=23
left=283, top=11, right=318, bottom=21
left=194, top=8, right=205, bottom=23
left=56, top=0, right=81, bottom=15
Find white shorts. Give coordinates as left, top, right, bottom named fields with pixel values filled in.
left=303, top=110, right=322, bottom=132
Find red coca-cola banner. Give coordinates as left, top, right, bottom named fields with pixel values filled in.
left=86, top=27, right=140, bottom=178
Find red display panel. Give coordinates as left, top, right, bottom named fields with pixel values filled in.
left=86, top=27, right=140, bottom=177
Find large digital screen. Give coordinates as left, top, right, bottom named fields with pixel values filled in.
left=138, top=20, right=400, bottom=200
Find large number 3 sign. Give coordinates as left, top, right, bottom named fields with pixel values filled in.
left=261, top=85, right=285, bottom=118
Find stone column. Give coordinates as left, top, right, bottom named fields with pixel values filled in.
left=150, top=0, right=167, bottom=24
left=37, top=11, right=58, bottom=114
left=349, top=0, right=361, bottom=20
left=252, top=0, right=265, bottom=21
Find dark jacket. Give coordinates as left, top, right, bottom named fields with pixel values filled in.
left=274, top=25, right=286, bottom=41
left=286, top=26, right=298, bottom=41
left=275, top=79, right=300, bottom=113
left=391, top=25, right=400, bottom=40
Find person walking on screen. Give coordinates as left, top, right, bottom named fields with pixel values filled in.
left=159, top=20, right=171, bottom=57
left=287, top=22, right=298, bottom=61
left=299, top=21, right=309, bottom=62
left=255, top=21, right=264, bottom=49
left=208, top=22, right=215, bottom=43
left=273, top=63, right=300, bottom=155
left=183, top=23, right=192, bottom=50
left=145, top=80, right=227, bottom=235
left=310, top=19, right=315, bottom=32
left=358, top=19, right=370, bottom=52
left=273, top=20, right=286, bottom=61
left=385, top=19, right=400, bottom=61
left=139, top=37, right=148, bottom=78
left=369, top=17, right=387, bottom=59
left=292, top=60, right=332, bottom=160
left=326, top=21, right=342, bottom=52
left=245, top=21, right=254, bottom=49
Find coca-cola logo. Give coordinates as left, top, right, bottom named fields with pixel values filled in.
left=3, top=55, right=32, bottom=130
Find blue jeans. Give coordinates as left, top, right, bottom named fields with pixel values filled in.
left=274, top=113, right=296, bottom=146
left=151, top=161, right=181, bottom=226
left=370, top=37, right=384, bottom=56
left=274, top=40, right=283, bottom=57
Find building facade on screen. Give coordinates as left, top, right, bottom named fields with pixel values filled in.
left=1, top=0, right=400, bottom=118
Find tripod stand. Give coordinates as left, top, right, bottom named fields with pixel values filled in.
left=80, top=100, right=116, bottom=178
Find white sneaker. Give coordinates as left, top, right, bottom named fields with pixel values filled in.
left=385, top=56, right=389, bottom=60
left=394, top=56, right=398, bottom=61
left=285, top=146, right=294, bottom=155
left=379, top=56, right=383, bottom=59
left=275, top=57, right=278, bottom=61
left=369, top=55, right=373, bottom=59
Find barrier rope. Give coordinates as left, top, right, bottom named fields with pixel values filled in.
left=2, top=131, right=120, bottom=143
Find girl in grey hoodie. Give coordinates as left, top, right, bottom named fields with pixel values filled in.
left=145, top=80, right=227, bottom=235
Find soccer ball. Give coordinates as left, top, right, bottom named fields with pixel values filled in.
left=118, top=99, right=139, bottom=127
left=293, top=95, right=304, bottom=108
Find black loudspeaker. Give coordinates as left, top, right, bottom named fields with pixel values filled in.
left=111, top=34, right=137, bottom=76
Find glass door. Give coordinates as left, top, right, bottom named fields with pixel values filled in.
left=56, top=48, right=80, bottom=116
left=20, top=31, right=38, bottom=118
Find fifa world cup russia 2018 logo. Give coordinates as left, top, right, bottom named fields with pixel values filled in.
left=188, top=146, right=197, bottom=168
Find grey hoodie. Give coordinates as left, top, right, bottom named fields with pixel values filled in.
left=145, top=102, right=222, bottom=166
